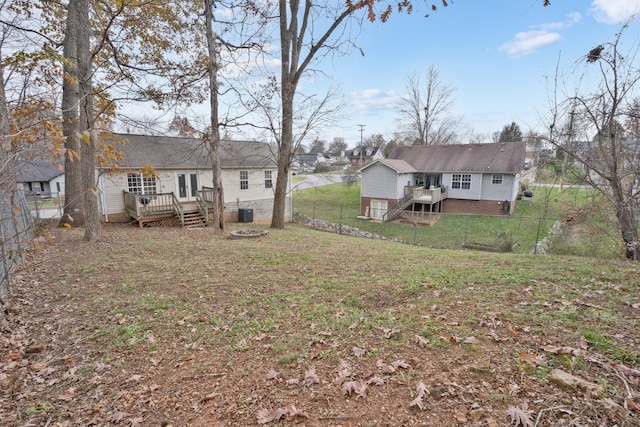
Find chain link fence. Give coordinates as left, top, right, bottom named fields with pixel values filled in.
left=1, top=190, right=35, bottom=297
left=293, top=199, right=625, bottom=258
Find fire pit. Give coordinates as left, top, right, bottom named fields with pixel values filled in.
left=229, top=229, right=269, bottom=239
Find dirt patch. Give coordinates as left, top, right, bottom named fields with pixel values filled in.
left=1, top=222, right=639, bottom=426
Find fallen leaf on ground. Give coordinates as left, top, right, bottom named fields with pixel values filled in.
left=508, top=403, right=533, bottom=427
left=414, top=335, right=430, bottom=347
left=519, top=352, right=546, bottom=367
left=257, top=408, right=287, bottom=424
left=108, top=411, right=131, bottom=424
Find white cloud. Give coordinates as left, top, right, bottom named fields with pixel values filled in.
left=499, top=30, right=561, bottom=57
left=350, top=89, right=400, bottom=114
left=591, top=0, right=640, bottom=24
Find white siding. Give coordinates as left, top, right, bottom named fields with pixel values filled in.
left=99, top=167, right=279, bottom=216
left=443, top=172, right=482, bottom=200
left=480, top=173, right=518, bottom=201
left=361, top=163, right=409, bottom=199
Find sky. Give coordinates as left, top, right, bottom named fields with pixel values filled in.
left=298, top=0, right=640, bottom=147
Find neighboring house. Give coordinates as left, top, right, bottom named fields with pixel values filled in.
left=15, top=160, right=65, bottom=199
left=360, top=142, right=526, bottom=221
left=325, top=150, right=347, bottom=165
left=97, top=133, right=286, bottom=227
left=346, top=146, right=384, bottom=168
left=292, top=153, right=328, bottom=174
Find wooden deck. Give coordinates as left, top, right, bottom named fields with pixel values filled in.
left=123, top=189, right=215, bottom=228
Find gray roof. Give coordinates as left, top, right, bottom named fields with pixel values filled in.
left=104, top=133, right=277, bottom=170
left=15, top=160, right=64, bottom=183
left=364, top=159, right=416, bottom=173
left=387, top=142, right=526, bottom=173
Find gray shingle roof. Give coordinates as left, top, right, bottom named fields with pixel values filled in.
left=103, top=133, right=277, bottom=170
left=387, top=142, right=526, bottom=173
left=372, top=159, right=417, bottom=173
left=15, top=160, right=64, bottom=183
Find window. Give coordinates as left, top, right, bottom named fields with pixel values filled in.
left=127, top=172, right=157, bottom=194
left=240, top=170, right=249, bottom=190
left=264, top=170, right=273, bottom=189
left=492, top=174, right=503, bottom=184
left=452, top=174, right=471, bottom=190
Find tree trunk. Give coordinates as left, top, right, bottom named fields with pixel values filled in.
left=0, top=62, right=15, bottom=197
left=77, top=0, right=101, bottom=241
left=205, top=0, right=225, bottom=233
left=61, top=0, right=84, bottom=227
left=271, top=88, right=293, bottom=229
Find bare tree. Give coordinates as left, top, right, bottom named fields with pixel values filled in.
left=271, top=1, right=455, bottom=228
left=545, top=21, right=640, bottom=260
left=396, top=66, right=459, bottom=145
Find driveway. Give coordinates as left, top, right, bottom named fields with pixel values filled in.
left=293, top=173, right=349, bottom=190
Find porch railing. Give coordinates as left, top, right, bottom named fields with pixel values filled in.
left=382, top=186, right=448, bottom=222
left=124, top=191, right=183, bottom=224
left=195, top=187, right=216, bottom=225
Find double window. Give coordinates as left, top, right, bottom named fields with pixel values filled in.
left=240, top=170, right=249, bottom=190
left=491, top=174, right=503, bottom=185
left=451, top=174, right=471, bottom=190
left=127, top=173, right=157, bottom=194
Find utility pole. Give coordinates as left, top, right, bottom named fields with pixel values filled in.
left=358, top=124, right=365, bottom=167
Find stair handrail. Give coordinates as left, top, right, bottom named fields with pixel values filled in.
left=195, top=189, right=210, bottom=225
left=382, top=189, right=415, bottom=222
left=170, top=192, right=184, bottom=227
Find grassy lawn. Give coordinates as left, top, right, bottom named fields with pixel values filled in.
left=293, top=181, right=624, bottom=258
left=5, top=223, right=639, bottom=426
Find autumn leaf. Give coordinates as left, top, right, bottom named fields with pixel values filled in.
left=108, top=411, right=131, bottom=424
left=337, top=359, right=351, bottom=376
left=287, top=405, right=309, bottom=419
left=508, top=403, right=534, bottom=427
left=266, top=369, right=280, bottom=380
left=541, top=345, right=586, bottom=356
left=391, top=360, right=411, bottom=369
left=129, top=417, right=144, bottom=427
left=414, top=335, right=430, bottom=347
left=416, top=381, right=428, bottom=398
left=257, top=408, right=287, bottom=424
left=367, top=376, right=385, bottom=386
left=352, top=346, right=365, bottom=357
left=409, top=394, right=427, bottom=410
left=126, top=374, right=142, bottom=383
left=303, top=367, right=320, bottom=385
left=341, top=380, right=360, bottom=395
left=519, top=352, right=546, bottom=367
left=377, top=326, right=399, bottom=338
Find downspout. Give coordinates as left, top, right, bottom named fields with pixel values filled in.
left=98, top=174, right=108, bottom=222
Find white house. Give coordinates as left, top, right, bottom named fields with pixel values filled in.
left=97, top=133, right=287, bottom=226
left=360, top=142, right=526, bottom=221
left=15, top=160, right=65, bottom=199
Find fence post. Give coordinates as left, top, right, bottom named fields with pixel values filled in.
left=534, top=216, right=543, bottom=254
left=313, top=201, right=316, bottom=229
left=339, top=205, right=343, bottom=235
left=413, top=222, right=417, bottom=245
left=464, top=214, right=470, bottom=248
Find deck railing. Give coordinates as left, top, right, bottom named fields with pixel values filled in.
left=404, top=186, right=448, bottom=203
left=124, top=191, right=183, bottom=224
left=382, top=186, right=448, bottom=222
left=195, top=187, right=216, bottom=225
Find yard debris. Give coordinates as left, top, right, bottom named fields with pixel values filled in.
left=519, top=352, right=546, bottom=367
left=548, top=368, right=605, bottom=397
left=508, top=403, right=534, bottom=427
left=414, top=334, right=430, bottom=347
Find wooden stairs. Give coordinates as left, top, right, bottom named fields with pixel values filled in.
left=182, top=210, right=207, bottom=228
